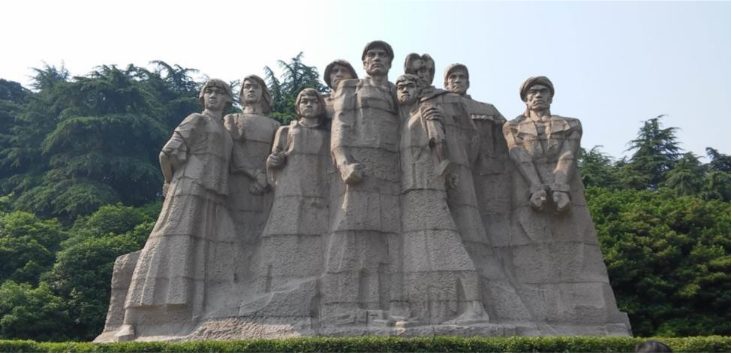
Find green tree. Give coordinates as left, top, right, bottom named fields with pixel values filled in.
left=578, top=146, right=621, bottom=189
left=620, top=115, right=681, bottom=190
left=663, top=152, right=705, bottom=196
left=0, top=80, right=30, bottom=181
left=587, top=187, right=730, bottom=336
left=0, top=281, right=71, bottom=341
left=700, top=148, right=730, bottom=202
left=46, top=234, right=145, bottom=340
left=7, top=65, right=172, bottom=219
left=45, top=203, right=155, bottom=340
left=0, top=65, right=68, bottom=198
left=0, top=211, right=67, bottom=285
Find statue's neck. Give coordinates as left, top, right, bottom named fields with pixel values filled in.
left=528, top=108, right=551, bottom=121
left=203, top=109, right=223, bottom=120
left=243, top=104, right=262, bottom=114
left=368, top=74, right=389, bottom=87
left=299, top=117, right=320, bottom=128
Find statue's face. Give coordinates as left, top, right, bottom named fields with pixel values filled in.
left=242, top=79, right=263, bottom=104
left=329, top=64, right=354, bottom=89
left=409, top=59, right=432, bottom=87
left=298, top=94, right=320, bottom=118
left=363, top=47, right=392, bottom=76
left=525, top=84, right=553, bottom=111
left=203, top=86, right=228, bottom=111
left=396, top=80, right=419, bottom=105
left=446, top=69, right=469, bottom=95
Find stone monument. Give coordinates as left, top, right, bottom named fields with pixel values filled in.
left=95, top=41, right=631, bottom=343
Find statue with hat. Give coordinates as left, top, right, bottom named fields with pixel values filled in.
left=501, top=76, right=631, bottom=328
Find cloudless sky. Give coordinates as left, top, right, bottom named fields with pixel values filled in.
left=2, top=0, right=730, bottom=160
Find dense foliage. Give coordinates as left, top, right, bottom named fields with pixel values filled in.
left=0, top=59, right=728, bottom=341
left=0, top=336, right=729, bottom=353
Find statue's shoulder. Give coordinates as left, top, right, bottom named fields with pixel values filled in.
left=506, top=115, right=528, bottom=126
left=551, top=115, right=582, bottom=130
left=222, top=112, right=240, bottom=124
left=178, top=113, right=207, bottom=128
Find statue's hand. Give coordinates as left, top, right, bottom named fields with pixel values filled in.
left=553, top=191, right=571, bottom=213
left=249, top=183, right=264, bottom=195
left=267, top=152, right=285, bottom=169
left=529, top=189, right=547, bottom=211
left=162, top=183, right=170, bottom=199
left=249, top=172, right=269, bottom=195
left=447, top=173, right=459, bottom=189
left=340, top=163, right=363, bottom=185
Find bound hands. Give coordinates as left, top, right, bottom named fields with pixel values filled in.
left=340, top=163, right=363, bottom=185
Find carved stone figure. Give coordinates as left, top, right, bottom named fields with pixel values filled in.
left=443, top=65, right=515, bottom=312
left=239, top=89, right=332, bottom=319
left=109, top=79, right=238, bottom=342
left=223, top=75, right=280, bottom=256
left=95, top=47, right=632, bottom=342
left=324, top=40, right=402, bottom=325
left=396, top=74, right=489, bottom=325
left=323, top=60, right=358, bottom=120
left=405, top=55, right=530, bottom=322
left=404, top=53, right=450, bottom=100
left=502, top=76, right=630, bottom=331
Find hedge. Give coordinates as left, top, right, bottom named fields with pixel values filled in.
left=0, top=336, right=729, bottom=353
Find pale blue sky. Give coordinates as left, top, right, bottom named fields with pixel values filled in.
left=2, top=0, right=730, bottom=160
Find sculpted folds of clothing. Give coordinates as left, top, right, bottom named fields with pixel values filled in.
left=421, top=91, right=480, bottom=167
left=399, top=103, right=485, bottom=324
left=224, top=113, right=281, bottom=178
left=400, top=104, right=445, bottom=192
left=126, top=114, right=236, bottom=314
left=247, top=122, right=332, bottom=298
left=322, top=78, right=402, bottom=322
left=503, top=115, right=625, bottom=324
left=505, top=115, right=581, bottom=189
left=331, top=79, right=400, bottom=152
left=223, top=112, right=280, bottom=240
left=162, top=114, right=233, bottom=196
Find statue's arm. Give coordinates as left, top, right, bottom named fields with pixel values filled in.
left=159, top=114, right=202, bottom=195
left=503, top=122, right=543, bottom=193
left=330, top=82, right=362, bottom=184
left=552, top=119, right=582, bottom=193
left=267, top=125, right=289, bottom=170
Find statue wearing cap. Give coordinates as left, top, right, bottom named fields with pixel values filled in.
left=322, top=59, right=358, bottom=121
left=323, top=40, right=403, bottom=324
left=501, top=76, right=630, bottom=327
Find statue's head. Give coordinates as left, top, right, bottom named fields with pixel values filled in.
left=362, top=40, right=394, bottom=76
left=198, top=79, right=233, bottom=111
left=396, top=74, right=421, bottom=106
left=520, top=76, right=554, bottom=113
left=444, top=63, right=470, bottom=95
left=324, top=60, right=358, bottom=90
left=239, top=75, right=273, bottom=114
left=404, top=53, right=435, bottom=87
left=295, top=88, right=326, bottom=125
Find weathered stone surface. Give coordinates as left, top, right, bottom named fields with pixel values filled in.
left=96, top=48, right=630, bottom=343
left=499, top=76, right=629, bottom=329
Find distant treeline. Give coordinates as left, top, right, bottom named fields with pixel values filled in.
left=0, top=57, right=728, bottom=341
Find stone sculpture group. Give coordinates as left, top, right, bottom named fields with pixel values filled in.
left=95, top=40, right=632, bottom=342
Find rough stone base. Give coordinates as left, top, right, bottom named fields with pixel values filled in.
left=95, top=316, right=631, bottom=342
